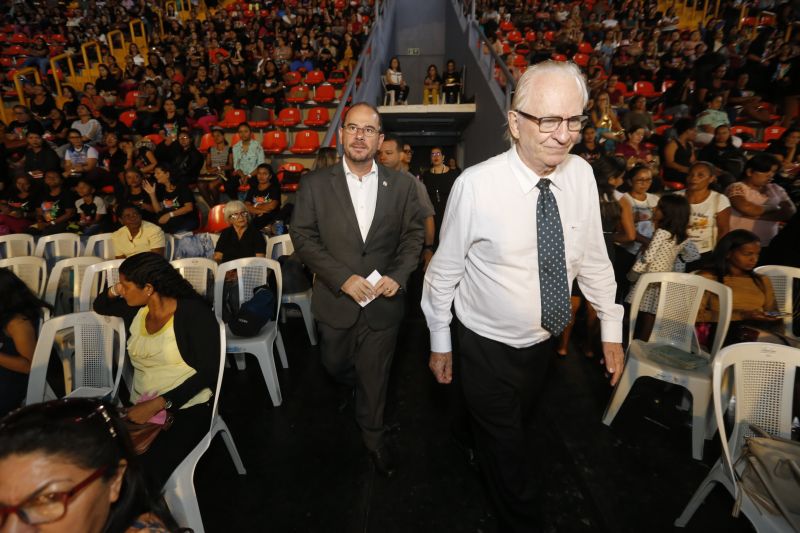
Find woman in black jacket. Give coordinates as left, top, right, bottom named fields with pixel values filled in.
left=93, top=252, right=219, bottom=492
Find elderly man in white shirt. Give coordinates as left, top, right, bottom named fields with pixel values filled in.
left=421, top=61, right=624, bottom=531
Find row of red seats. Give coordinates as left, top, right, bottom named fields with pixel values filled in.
left=118, top=105, right=334, bottom=132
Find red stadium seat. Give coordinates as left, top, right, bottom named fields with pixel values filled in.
left=763, top=125, right=786, bottom=143
left=544, top=31, right=556, bottom=42
left=118, top=110, right=137, bottom=128
left=661, top=80, right=676, bottom=92
left=198, top=132, right=215, bottom=153
left=230, top=133, right=241, bottom=146
left=524, top=31, right=537, bottom=43
left=205, top=204, right=229, bottom=233
left=262, top=130, right=288, bottom=154
left=286, top=83, right=310, bottom=104
left=144, top=134, right=164, bottom=145
left=578, top=42, right=594, bottom=54
left=10, top=34, right=29, bottom=44
left=273, top=107, right=302, bottom=128
left=218, top=109, right=248, bottom=129
left=506, top=30, right=522, bottom=43
left=551, top=53, right=567, bottom=62
left=314, top=83, right=336, bottom=103
left=283, top=71, right=302, bottom=87
left=512, top=55, right=527, bottom=68
left=499, top=21, right=515, bottom=33
left=290, top=130, right=320, bottom=154
left=118, top=90, right=140, bottom=109
left=615, top=81, right=634, bottom=98
left=514, top=43, right=530, bottom=56
left=732, top=125, right=769, bottom=151
left=304, top=69, right=325, bottom=87
left=278, top=162, right=305, bottom=192
left=633, top=81, right=662, bottom=98
left=304, top=107, right=330, bottom=127
left=572, top=53, right=589, bottom=67
left=501, top=41, right=512, bottom=55
left=327, top=69, right=348, bottom=85
left=2, top=45, right=26, bottom=56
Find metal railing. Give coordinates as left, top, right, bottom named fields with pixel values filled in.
left=322, top=1, right=390, bottom=150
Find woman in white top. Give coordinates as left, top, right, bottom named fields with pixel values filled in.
left=676, top=161, right=731, bottom=271
left=384, top=56, right=409, bottom=104
left=622, top=165, right=659, bottom=257
left=70, top=104, right=103, bottom=145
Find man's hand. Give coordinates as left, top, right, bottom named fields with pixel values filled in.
left=422, top=249, right=434, bottom=271
left=341, top=274, right=375, bottom=304
left=429, top=351, right=453, bottom=384
left=158, top=213, right=171, bottom=225
left=373, top=275, right=400, bottom=298
left=601, top=342, right=625, bottom=386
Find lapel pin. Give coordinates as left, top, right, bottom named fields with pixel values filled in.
left=382, top=181, right=388, bottom=187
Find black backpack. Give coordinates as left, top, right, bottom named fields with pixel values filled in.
left=226, top=284, right=277, bottom=337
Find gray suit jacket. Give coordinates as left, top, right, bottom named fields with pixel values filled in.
left=290, top=162, right=424, bottom=330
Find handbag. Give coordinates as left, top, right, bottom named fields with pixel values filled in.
left=122, top=411, right=174, bottom=455
left=733, top=424, right=800, bottom=531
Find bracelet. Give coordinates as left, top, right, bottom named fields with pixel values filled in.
left=169, top=211, right=174, bottom=218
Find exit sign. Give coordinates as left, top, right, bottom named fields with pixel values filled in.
left=407, top=47, right=420, bottom=55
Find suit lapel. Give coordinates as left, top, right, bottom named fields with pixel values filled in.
left=329, top=164, right=364, bottom=244
left=364, top=166, right=389, bottom=246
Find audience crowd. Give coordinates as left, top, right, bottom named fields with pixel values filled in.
left=1, top=0, right=799, bottom=530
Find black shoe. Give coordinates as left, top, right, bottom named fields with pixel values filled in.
left=450, top=430, right=478, bottom=471
left=370, top=445, right=396, bottom=478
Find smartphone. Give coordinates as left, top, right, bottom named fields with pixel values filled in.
left=764, top=311, right=790, bottom=317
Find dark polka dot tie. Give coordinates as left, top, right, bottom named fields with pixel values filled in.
left=536, top=178, right=571, bottom=336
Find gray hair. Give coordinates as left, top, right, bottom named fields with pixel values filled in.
left=506, top=60, right=589, bottom=144
left=223, top=200, right=249, bottom=223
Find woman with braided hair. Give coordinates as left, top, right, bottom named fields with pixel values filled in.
left=93, top=252, right=219, bottom=492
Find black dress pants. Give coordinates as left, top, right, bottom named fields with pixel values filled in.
left=318, top=312, right=400, bottom=451
left=455, top=320, right=553, bottom=532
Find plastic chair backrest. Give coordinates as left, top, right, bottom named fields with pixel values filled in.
left=284, top=71, right=302, bottom=86
left=205, top=204, right=229, bottom=233
left=0, top=234, right=34, bottom=258
left=223, top=109, right=247, bottom=126
left=572, top=53, right=589, bottom=67
left=278, top=107, right=301, bottom=124
left=0, top=256, right=47, bottom=297
left=304, top=69, right=325, bottom=85
left=634, top=81, right=657, bottom=95
left=731, top=125, right=756, bottom=137
left=712, top=343, right=800, bottom=493
left=198, top=132, right=214, bottom=153
left=262, top=130, right=288, bottom=151
left=79, top=259, right=124, bottom=312
left=266, top=234, right=295, bottom=259
left=34, top=233, right=82, bottom=260
left=629, top=273, right=732, bottom=357
left=26, top=311, right=126, bottom=405
left=164, top=234, right=175, bottom=261
left=291, top=130, right=320, bottom=152
left=171, top=257, right=217, bottom=300
left=44, top=256, right=103, bottom=315
left=84, top=233, right=116, bottom=260
left=119, top=110, right=137, bottom=127
left=306, top=107, right=330, bottom=124
left=213, top=257, right=282, bottom=323
left=754, top=265, right=799, bottom=339
left=763, top=126, right=786, bottom=143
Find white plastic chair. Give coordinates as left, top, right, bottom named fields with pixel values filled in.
left=266, top=235, right=317, bottom=346
left=0, top=234, right=34, bottom=258
left=25, top=312, right=127, bottom=404
left=84, top=233, right=116, bottom=260
left=675, top=342, right=800, bottom=529
left=164, top=234, right=175, bottom=260
left=79, top=259, right=125, bottom=312
left=0, top=256, right=47, bottom=297
left=163, top=319, right=246, bottom=533
left=44, top=257, right=103, bottom=315
left=602, top=273, right=732, bottom=460
left=171, top=258, right=217, bottom=300
left=33, top=232, right=82, bottom=260
left=214, top=257, right=285, bottom=406
left=207, top=232, right=219, bottom=249
left=754, top=265, right=799, bottom=341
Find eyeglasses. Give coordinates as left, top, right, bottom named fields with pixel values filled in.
left=430, top=151, right=442, bottom=157
left=0, top=465, right=110, bottom=527
left=514, top=110, right=588, bottom=133
left=343, top=124, right=380, bottom=137
left=229, top=211, right=248, bottom=219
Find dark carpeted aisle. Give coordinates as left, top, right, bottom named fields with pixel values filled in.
left=193, top=309, right=755, bottom=533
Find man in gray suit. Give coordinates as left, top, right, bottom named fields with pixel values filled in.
left=290, top=103, right=424, bottom=476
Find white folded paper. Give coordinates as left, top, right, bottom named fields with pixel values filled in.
left=359, top=270, right=383, bottom=307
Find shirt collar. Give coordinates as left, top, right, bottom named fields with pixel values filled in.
left=508, top=144, right=564, bottom=194
left=342, top=158, right=378, bottom=181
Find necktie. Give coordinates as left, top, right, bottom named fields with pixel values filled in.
left=536, top=178, right=571, bottom=336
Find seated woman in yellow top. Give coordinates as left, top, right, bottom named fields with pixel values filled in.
left=93, top=252, right=219, bottom=492
left=111, top=204, right=166, bottom=258
left=696, top=229, right=786, bottom=346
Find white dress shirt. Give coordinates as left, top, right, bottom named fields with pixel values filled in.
left=343, top=158, right=379, bottom=242
left=421, top=146, right=623, bottom=352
